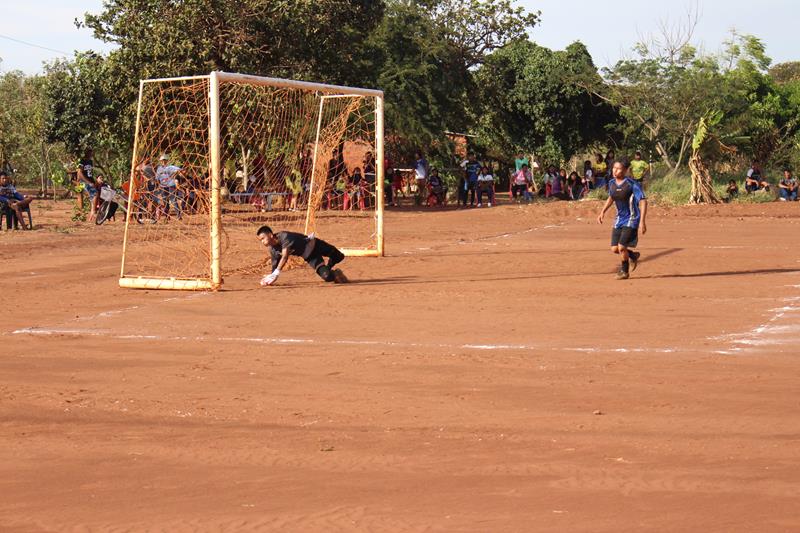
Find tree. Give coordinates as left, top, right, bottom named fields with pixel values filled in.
left=688, top=111, right=726, bottom=204
left=0, top=71, right=67, bottom=189
left=472, top=39, right=616, bottom=162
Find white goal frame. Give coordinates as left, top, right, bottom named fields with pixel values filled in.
left=119, top=71, right=385, bottom=291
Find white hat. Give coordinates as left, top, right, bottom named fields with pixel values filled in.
left=159, top=154, right=169, bottom=161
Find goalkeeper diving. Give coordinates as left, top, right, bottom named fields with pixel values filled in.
left=256, top=225, right=348, bottom=286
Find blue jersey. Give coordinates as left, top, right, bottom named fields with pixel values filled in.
left=608, top=177, right=646, bottom=229
left=465, top=161, right=481, bottom=183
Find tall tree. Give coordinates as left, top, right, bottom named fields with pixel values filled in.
left=472, top=39, right=616, bottom=162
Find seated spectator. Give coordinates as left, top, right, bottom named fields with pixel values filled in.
left=567, top=171, right=584, bottom=200
left=724, top=179, right=739, bottom=203
left=542, top=165, right=559, bottom=197
left=427, top=167, right=447, bottom=206
left=583, top=160, right=595, bottom=191
left=745, top=159, right=770, bottom=193
left=512, top=164, right=533, bottom=202
left=549, top=168, right=567, bottom=200
left=476, top=166, right=495, bottom=207
left=779, top=169, right=797, bottom=201
left=0, top=171, right=33, bottom=229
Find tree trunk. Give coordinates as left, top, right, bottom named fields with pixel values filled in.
left=688, top=151, right=721, bottom=204
left=655, top=141, right=675, bottom=170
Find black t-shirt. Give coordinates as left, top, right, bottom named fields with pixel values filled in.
left=269, top=231, right=314, bottom=269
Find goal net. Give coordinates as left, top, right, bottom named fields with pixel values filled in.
left=119, top=72, right=384, bottom=290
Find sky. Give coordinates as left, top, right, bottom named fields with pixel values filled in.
left=1, top=0, right=796, bottom=75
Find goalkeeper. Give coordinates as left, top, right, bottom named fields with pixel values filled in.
left=257, top=225, right=347, bottom=286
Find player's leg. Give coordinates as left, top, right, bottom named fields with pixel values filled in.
left=305, top=253, right=335, bottom=282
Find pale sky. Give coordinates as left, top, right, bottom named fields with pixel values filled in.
left=1, top=0, right=796, bottom=75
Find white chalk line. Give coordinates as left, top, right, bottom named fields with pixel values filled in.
left=10, top=326, right=682, bottom=355
left=401, top=223, right=565, bottom=255
left=710, top=293, right=800, bottom=352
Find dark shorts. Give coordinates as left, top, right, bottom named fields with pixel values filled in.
left=611, top=226, right=638, bottom=248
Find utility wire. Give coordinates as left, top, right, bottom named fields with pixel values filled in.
left=0, top=32, right=70, bottom=56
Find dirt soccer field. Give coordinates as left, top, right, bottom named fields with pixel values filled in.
left=2, top=198, right=799, bottom=532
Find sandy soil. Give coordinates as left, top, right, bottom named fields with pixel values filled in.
left=1, top=197, right=799, bottom=532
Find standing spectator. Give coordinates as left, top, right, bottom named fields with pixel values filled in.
left=77, top=147, right=100, bottom=220
left=604, top=150, right=616, bottom=180
left=745, top=159, right=770, bottom=193
left=476, top=166, right=495, bottom=207
left=155, top=154, right=183, bottom=221
left=0, top=171, right=33, bottom=229
left=461, top=152, right=481, bottom=207
left=414, top=151, right=429, bottom=205
left=592, top=154, right=607, bottom=189
left=583, top=160, right=595, bottom=191
left=567, top=171, right=584, bottom=200
left=136, top=157, right=158, bottom=220
left=511, top=164, right=532, bottom=202
left=778, top=169, right=798, bottom=201
left=391, top=168, right=403, bottom=206
left=630, top=151, right=650, bottom=185
left=514, top=152, right=529, bottom=173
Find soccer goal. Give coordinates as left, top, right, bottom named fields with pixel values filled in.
left=119, top=71, right=384, bottom=290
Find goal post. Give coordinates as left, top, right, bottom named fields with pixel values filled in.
left=119, top=71, right=384, bottom=290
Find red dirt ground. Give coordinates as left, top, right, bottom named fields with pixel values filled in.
left=1, top=198, right=799, bottom=532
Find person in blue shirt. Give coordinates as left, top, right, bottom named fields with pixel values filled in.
left=461, top=153, right=481, bottom=207
left=597, top=158, right=648, bottom=280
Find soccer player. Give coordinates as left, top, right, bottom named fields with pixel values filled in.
left=597, top=159, right=648, bottom=280
left=256, top=226, right=347, bottom=286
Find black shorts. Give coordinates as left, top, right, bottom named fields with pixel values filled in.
left=611, top=226, right=638, bottom=248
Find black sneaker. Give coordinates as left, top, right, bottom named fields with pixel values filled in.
left=629, top=251, right=640, bottom=272
left=616, top=269, right=629, bottom=280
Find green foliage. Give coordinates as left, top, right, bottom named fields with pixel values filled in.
left=472, top=39, right=617, bottom=163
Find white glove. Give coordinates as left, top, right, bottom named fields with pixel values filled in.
left=260, top=268, right=281, bottom=286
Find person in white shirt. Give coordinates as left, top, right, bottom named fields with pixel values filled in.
left=155, top=154, right=183, bottom=221
left=476, top=166, right=495, bottom=207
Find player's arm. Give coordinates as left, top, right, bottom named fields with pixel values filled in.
left=639, top=198, right=648, bottom=235
left=597, top=196, right=613, bottom=224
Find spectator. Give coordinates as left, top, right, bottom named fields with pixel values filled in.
left=630, top=151, right=650, bottom=184
left=592, top=154, right=607, bottom=189
left=514, top=152, right=529, bottom=173
left=549, top=167, right=567, bottom=199
left=0, top=171, right=33, bottom=229
left=567, top=171, right=584, bottom=200
left=543, top=164, right=559, bottom=197
left=476, top=166, right=495, bottom=207
left=461, top=152, right=481, bottom=207
left=136, top=157, right=158, bottom=220
left=511, top=164, right=532, bottom=202
left=414, top=151, right=429, bottom=205
left=155, top=154, right=183, bottom=221
left=583, top=160, right=595, bottom=191
left=391, top=168, right=403, bottom=206
left=745, top=159, right=770, bottom=193
left=779, top=169, right=798, bottom=201
left=427, top=167, right=447, bottom=206
left=725, top=179, right=739, bottom=203
left=78, top=147, right=100, bottom=220
left=604, top=150, right=616, bottom=179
